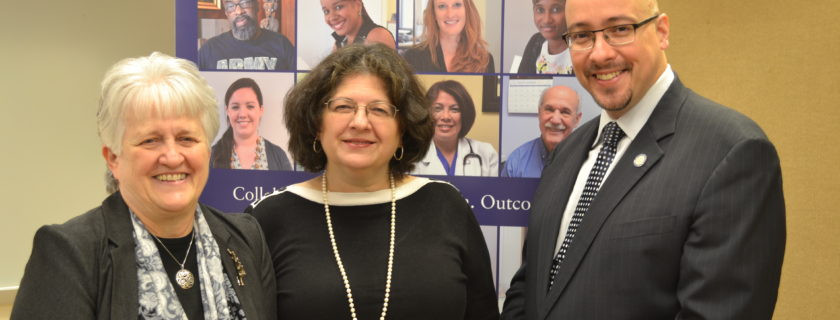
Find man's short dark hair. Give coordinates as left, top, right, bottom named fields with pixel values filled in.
left=284, top=44, right=434, bottom=179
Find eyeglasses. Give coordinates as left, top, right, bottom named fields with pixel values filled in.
left=324, top=98, right=399, bottom=121
left=562, top=14, right=661, bottom=51
left=224, top=0, right=254, bottom=13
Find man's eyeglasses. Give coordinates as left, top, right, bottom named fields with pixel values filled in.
left=224, top=0, right=255, bottom=13
left=324, top=98, right=399, bottom=121
left=562, top=14, right=661, bottom=51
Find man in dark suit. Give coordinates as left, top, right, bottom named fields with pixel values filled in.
left=501, top=0, right=786, bottom=319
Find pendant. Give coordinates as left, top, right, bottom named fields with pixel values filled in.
left=175, top=268, right=195, bottom=289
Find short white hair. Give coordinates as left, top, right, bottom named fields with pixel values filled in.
left=97, top=52, right=219, bottom=193
left=97, top=52, right=219, bottom=155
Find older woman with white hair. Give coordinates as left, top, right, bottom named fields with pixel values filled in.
left=11, top=52, right=277, bottom=320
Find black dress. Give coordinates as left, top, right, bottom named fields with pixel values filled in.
left=248, top=178, right=499, bottom=320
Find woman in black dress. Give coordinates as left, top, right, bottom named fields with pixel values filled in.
left=249, top=44, right=499, bottom=320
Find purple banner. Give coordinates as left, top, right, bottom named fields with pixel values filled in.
left=200, top=169, right=537, bottom=227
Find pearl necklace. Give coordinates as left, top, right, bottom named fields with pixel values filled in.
left=322, top=172, right=396, bottom=320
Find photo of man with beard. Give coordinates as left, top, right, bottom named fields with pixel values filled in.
left=199, top=0, right=295, bottom=71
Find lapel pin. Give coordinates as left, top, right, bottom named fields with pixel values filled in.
left=633, top=154, right=647, bottom=168
left=227, top=248, right=246, bottom=286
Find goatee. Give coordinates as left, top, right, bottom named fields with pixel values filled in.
left=231, top=15, right=257, bottom=40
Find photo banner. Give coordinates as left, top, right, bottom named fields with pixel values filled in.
left=176, top=0, right=602, bottom=302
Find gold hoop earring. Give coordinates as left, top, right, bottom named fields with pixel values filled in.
left=312, top=139, right=322, bottom=153
left=393, top=146, right=404, bottom=160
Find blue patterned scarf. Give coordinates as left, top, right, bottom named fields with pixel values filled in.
left=130, top=207, right=246, bottom=319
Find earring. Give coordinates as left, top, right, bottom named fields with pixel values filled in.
left=312, top=139, right=321, bottom=153
left=393, top=146, right=404, bottom=160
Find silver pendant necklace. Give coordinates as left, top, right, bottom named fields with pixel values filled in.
left=152, top=230, right=196, bottom=290
left=322, top=171, right=396, bottom=320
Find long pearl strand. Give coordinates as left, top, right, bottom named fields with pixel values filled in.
left=322, top=171, right=396, bottom=320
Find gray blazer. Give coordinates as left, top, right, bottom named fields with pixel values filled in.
left=12, top=192, right=278, bottom=320
left=501, top=77, right=786, bottom=319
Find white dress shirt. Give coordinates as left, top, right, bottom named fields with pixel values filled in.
left=554, top=65, right=675, bottom=254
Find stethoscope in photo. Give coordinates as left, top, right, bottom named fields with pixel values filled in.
left=462, top=139, right=483, bottom=175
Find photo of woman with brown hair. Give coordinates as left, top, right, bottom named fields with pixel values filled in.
left=402, top=0, right=495, bottom=73
left=211, top=77, right=292, bottom=171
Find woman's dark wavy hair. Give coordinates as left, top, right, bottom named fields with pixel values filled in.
left=425, top=80, right=476, bottom=138
left=211, top=77, right=263, bottom=168
left=285, top=43, right=434, bottom=179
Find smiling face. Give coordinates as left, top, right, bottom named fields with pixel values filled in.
left=433, top=0, right=467, bottom=39
left=319, top=74, right=400, bottom=176
left=539, top=86, right=581, bottom=152
left=226, top=87, right=263, bottom=141
left=321, top=0, right=362, bottom=37
left=226, top=0, right=259, bottom=40
left=566, top=0, right=669, bottom=118
left=533, top=0, right=567, bottom=42
left=105, top=115, right=210, bottom=221
left=431, top=90, right=462, bottom=145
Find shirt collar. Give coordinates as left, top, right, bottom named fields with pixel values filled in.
left=538, top=138, right=549, bottom=162
left=594, top=64, right=674, bottom=147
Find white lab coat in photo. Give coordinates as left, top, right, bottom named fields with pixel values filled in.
left=412, top=137, right=499, bottom=177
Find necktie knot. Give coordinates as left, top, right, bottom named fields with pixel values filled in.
left=601, top=122, right=625, bottom=148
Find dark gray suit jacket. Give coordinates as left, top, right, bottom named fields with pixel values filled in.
left=12, top=192, right=278, bottom=320
left=501, top=77, right=785, bottom=319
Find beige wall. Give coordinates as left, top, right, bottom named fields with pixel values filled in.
left=0, top=0, right=176, bottom=318
left=2, top=0, right=839, bottom=319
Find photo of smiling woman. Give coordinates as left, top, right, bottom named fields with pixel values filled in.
left=518, top=0, right=572, bottom=74
left=321, top=0, right=396, bottom=51
left=298, top=0, right=396, bottom=69
left=211, top=77, right=292, bottom=171
left=412, top=79, right=499, bottom=176
left=247, top=44, right=499, bottom=319
left=402, top=0, right=495, bottom=73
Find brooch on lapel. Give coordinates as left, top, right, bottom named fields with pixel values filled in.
left=633, top=154, right=648, bottom=168
left=226, top=248, right=246, bottom=286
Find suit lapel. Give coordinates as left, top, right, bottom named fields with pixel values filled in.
left=102, top=195, right=260, bottom=319
left=205, top=208, right=261, bottom=319
left=540, top=78, right=688, bottom=319
left=532, top=122, right=598, bottom=309
left=102, top=193, right=140, bottom=319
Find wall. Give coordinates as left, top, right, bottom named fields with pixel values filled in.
left=1, top=0, right=838, bottom=319
left=0, top=1, right=176, bottom=318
